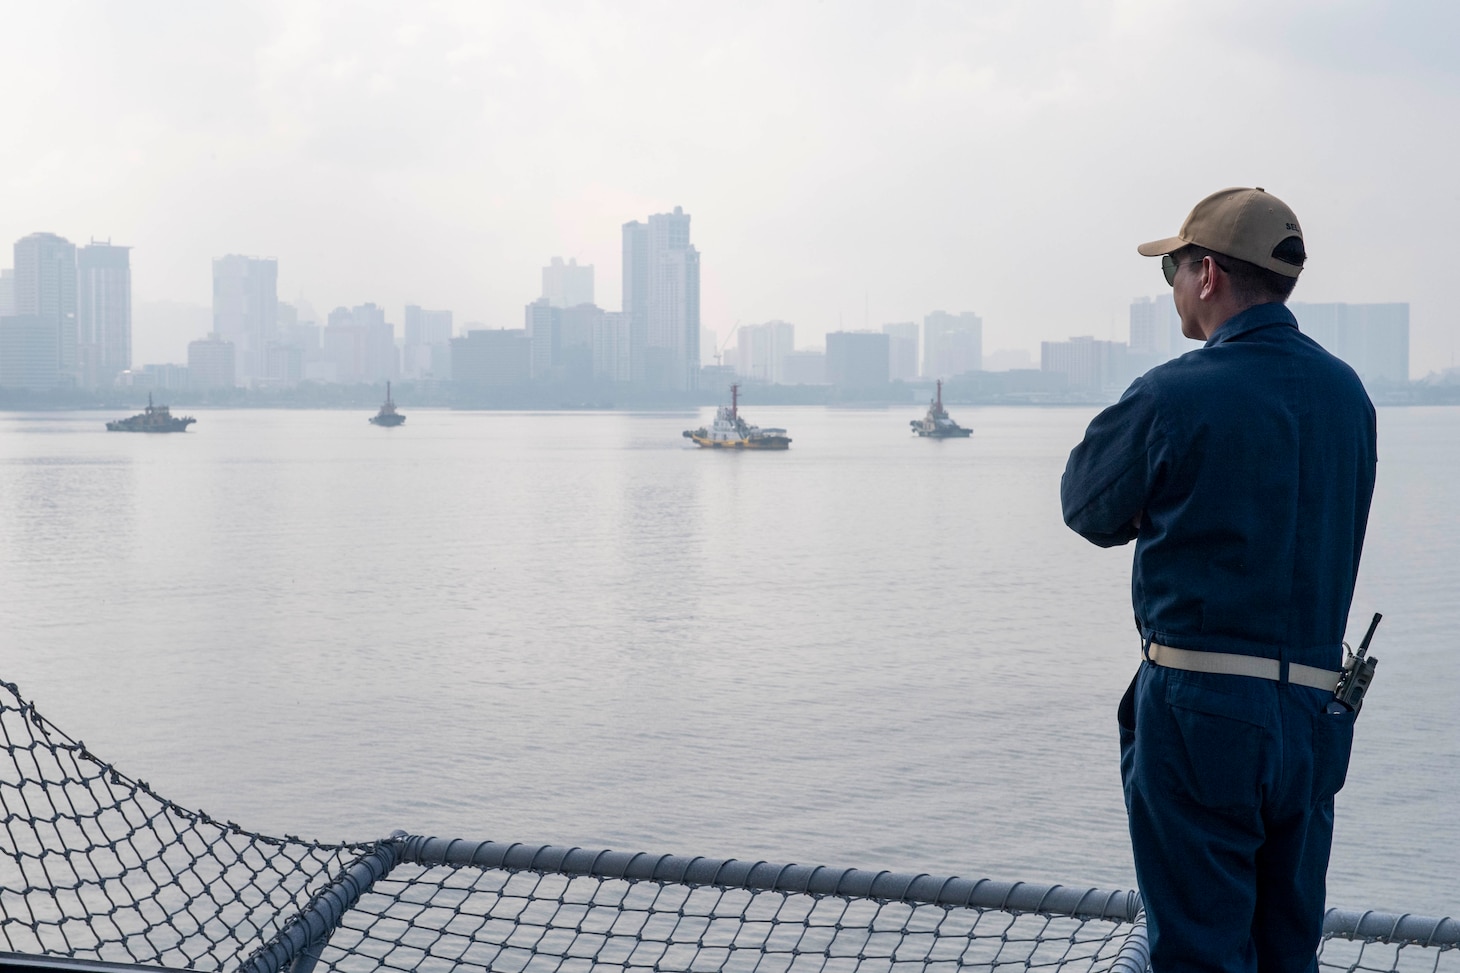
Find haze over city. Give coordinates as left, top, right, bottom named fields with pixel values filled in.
left=2, top=2, right=1456, bottom=374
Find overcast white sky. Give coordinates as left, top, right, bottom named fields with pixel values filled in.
left=2, top=1, right=1456, bottom=373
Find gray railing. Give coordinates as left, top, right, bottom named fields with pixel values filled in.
left=0, top=680, right=1453, bottom=973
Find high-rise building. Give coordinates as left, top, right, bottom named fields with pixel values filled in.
left=735, top=321, right=794, bottom=384
left=542, top=258, right=594, bottom=309
left=623, top=206, right=700, bottom=391
left=77, top=241, right=132, bottom=388
left=187, top=334, right=236, bottom=389
left=13, top=233, right=78, bottom=385
left=782, top=349, right=828, bottom=386
left=622, top=221, right=649, bottom=383
left=403, top=305, right=453, bottom=380
left=452, top=329, right=532, bottom=387
left=1041, top=336, right=1128, bottom=393
left=826, top=331, right=890, bottom=388
left=923, top=310, right=982, bottom=379
left=524, top=299, right=558, bottom=380
left=883, top=322, right=919, bottom=381
left=0, top=269, right=15, bottom=317
left=1291, top=302, right=1410, bottom=386
left=0, top=316, right=61, bottom=389
left=212, top=255, right=278, bottom=384
left=1129, top=294, right=1198, bottom=365
left=594, top=311, right=632, bottom=383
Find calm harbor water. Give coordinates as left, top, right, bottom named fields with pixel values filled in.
left=0, top=404, right=1455, bottom=917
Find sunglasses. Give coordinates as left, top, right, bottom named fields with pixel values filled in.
left=1162, top=252, right=1227, bottom=286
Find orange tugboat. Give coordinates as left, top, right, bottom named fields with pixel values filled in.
left=105, top=393, right=196, bottom=433
left=369, top=382, right=405, bottom=427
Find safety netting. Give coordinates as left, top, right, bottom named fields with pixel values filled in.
left=1, top=680, right=1455, bottom=973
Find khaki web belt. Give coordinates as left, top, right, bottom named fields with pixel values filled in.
left=1146, top=642, right=1341, bottom=692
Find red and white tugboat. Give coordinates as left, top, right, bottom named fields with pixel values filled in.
left=683, top=384, right=790, bottom=449
left=910, top=380, right=971, bottom=438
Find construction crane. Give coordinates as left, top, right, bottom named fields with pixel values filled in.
left=712, top=321, right=741, bottom=368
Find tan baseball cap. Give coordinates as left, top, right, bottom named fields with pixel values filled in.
left=1137, top=187, right=1306, bottom=278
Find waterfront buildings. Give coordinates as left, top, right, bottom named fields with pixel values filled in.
left=781, top=349, right=827, bottom=386
left=1127, top=295, right=1410, bottom=389
left=0, top=269, right=14, bottom=317
left=542, top=258, right=594, bottom=309
left=0, top=317, right=60, bottom=389
left=593, top=310, right=632, bottom=383
left=883, top=322, right=919, bottom=381
left=1041, top=336, right=1128, bottom=393
left=187, top=334, right=236, bottom=389
left=1292, top=302, right=1409, bottom=386
left=13, top=233, right=78, bottom=386
left=923, top=311, right=982, bottom=379
left=77, top=242, right=132, bottom=388
left=322, top=303, right=397, bottom=384
left=623, top=206, right=700, bottom=391
left=403, top=305, right=453, bottom=380
left=735, top=321, right=795, bottom=384
left=452, top=328, right=532, bottom=387
left=826, top=331, right=890, bottom=388
left=212, top=255, right=278, bottom=385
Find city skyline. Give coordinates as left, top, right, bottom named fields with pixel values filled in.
left=1, top=4, right=1454, bottom=378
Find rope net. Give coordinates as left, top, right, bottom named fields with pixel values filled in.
left=321, top=863, right=1128, bottom=973
left=1, top=681, right=1454, bottom=973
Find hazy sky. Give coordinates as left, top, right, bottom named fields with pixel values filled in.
left=3, top=1, right=1456, bottom=372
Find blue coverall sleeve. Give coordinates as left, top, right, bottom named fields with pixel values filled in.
left=1061, top=380, right=1162, bottom=548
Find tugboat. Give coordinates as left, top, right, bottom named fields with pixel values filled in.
left=369, top=382, right=405, bottom=427
left=105, top=393, right=196, bottom=433
left=910, top=380, right=972, bottom=438
left=682, top=384, right=790, bottom=449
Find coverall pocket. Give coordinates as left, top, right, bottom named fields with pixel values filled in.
left=1311, top=706, right=1356, bottom=802
left=1162, top=681, right=1266, bottom=810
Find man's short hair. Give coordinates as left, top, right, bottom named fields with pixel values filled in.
left=1175, top=240, right=1304, bottom=305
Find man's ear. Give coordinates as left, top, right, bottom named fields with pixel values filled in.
left=1198, top=257, right=1222, bottom=302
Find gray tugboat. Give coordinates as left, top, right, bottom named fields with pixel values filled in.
left=105, top=393, right=196, bottom=433
left=910, top=380, right=972, bottom=438
left=369, top=382, right=405, bottom=427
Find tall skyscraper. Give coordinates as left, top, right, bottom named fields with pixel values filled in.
left=212, top=255, right=278, bottom=384
left=623, top=206, right=700, bottom=391
left=77, top=241, right=132, bottom=388
left=13, top=233, right=78, bottom=385
left=403, top=305, right=454, bottom=379
left=0, top=268, right=15, bottom=317
left=542, top=258, right=595, bottom=308
left=923, top=310, right=982, bottom=380
left=622, top=221, right=649, bottom=383
left=882, top=322, right=919, bottom=381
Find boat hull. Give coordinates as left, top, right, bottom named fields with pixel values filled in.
left=369, top=415, right=406, bottom=427
left=106, top=418, right=195, bottom=433
left=688, top=433, right=790, bottom=450
left=913, top=427, right=971, bottom=438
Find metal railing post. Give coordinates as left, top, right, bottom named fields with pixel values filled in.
left=236, top=832, right=407, bottom=973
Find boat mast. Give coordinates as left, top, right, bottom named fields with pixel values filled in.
left=730, top=383, right=739, bottom=420
left=935, top=379, right=943, bottom=411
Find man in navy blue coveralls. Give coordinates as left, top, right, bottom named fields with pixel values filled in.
left=1061, top=188, right=1377, bottom=973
